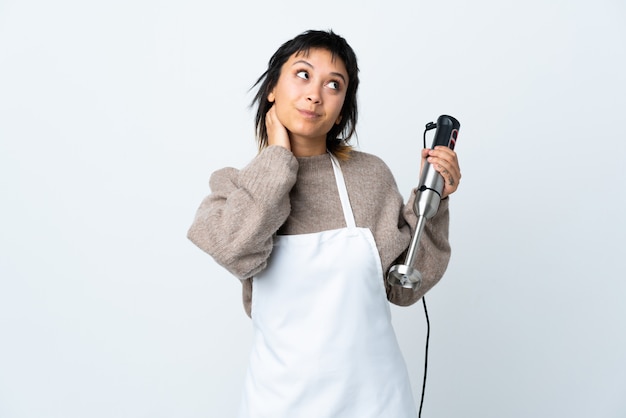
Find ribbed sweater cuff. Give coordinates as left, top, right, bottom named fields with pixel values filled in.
left=407, top=188, right=450, bottom=217
left=437, top=196, right=450, bottom=214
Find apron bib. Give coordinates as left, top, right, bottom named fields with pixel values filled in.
left=239, top=154, right=416, bottom=418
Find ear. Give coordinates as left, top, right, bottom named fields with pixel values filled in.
left=335, top=115, right=342, bottom=125
left=268, top=91, right=275, bottom=103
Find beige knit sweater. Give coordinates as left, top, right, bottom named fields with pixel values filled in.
left=188, top=145, right=451, bottom=317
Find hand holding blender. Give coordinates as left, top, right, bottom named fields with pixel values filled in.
left=387, top=115, right=461, bottom=289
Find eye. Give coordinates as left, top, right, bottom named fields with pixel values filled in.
left=296, top=70, right=309, bottom=80
left=327, top=80, right=340, bottom=90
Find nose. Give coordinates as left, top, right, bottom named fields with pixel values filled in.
left=306, top=85, right=322, bottom=104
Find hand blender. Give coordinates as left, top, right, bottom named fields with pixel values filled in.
left=387, top=114, right=460, bottom=289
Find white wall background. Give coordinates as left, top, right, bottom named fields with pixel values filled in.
left=1, top=0, right=625, bottom=417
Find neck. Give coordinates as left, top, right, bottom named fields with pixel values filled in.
left=289, top=135, right=327, bottom=157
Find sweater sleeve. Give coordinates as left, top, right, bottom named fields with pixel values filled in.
left=187, top=146, right=298, bottom=280
left=385, top=193, right=451, bottom=306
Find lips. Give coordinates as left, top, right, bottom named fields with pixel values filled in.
left=298, top=109, right=320, bottom=119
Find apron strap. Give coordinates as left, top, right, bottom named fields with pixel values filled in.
left=329, top=153, right=357, bottom=229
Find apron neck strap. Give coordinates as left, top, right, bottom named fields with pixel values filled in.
left=328, top=152, right=357, bottom=229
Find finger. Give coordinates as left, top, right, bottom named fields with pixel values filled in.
left=419, top=148, right=429, bottom=172
left=266, top=107, right=291, bottom=150
left=440, top=167, right=458, bottom=188
left=426, top=153, right=460, bottom=197
left=429, top=147, right=461, bottom=179
left=427, top=154, right=460, bottom=179
left=430, top=146, right=459, bottom=166
left=439, top=166, right=459, bottom=199
left=265, top=105, right=277, bottom=127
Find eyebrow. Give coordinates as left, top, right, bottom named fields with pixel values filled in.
left=292, top=59, right=347, bottom=84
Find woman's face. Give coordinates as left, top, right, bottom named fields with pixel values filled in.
left=268, top=48, right=348, bottom=147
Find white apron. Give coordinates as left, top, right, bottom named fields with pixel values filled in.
left=239, top=154, right=416, bottom=418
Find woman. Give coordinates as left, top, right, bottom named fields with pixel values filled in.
left=188, top=29, right=461, bottom=418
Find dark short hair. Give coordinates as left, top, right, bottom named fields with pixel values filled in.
left=251, top=29, right=360, bottom=158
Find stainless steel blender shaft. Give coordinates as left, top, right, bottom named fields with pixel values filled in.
left=387, top=215, right=428, bottom=289
left=387, top=164, right=443, bottom=290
